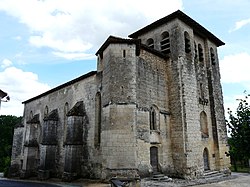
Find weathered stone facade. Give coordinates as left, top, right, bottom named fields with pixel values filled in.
left=10, top=10, right=230, bottom=181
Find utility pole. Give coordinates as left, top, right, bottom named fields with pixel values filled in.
left=0, top=89, right=10, bottom=112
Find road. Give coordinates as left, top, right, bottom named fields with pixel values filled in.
left=0, top=172, right=249, bottom=187
left=0, top=178, right=82, bottom=187
left=0, top=179, right=61, bottom=187
left=195, top=172, right=250, bottom=187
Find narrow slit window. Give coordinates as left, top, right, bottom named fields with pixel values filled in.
left=150, top=107, right=157, bottom=130
left=123, top=50, right=126, bottom=58
left=95, top=92, right=102, bottom=147
left=63, top=102, right=69, bottom=142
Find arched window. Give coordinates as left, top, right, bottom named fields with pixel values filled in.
left=210, top=47, right=216, bottom=65
left=95, top=92, right=102, bottom=147
left=198, top=44, right=204, bottom=62
left=160, top=31, right=170, bottom=54
left=146, top=38, right=154, bottom=49
left=200, top=111, right=209, bottom=138
left=184, top=31, right=191, bottom=53
left=44, top=105, right=48, bottom=117
left=150, top=106, right=157, bottom=130
left=29, top=111, right=33, bottom=120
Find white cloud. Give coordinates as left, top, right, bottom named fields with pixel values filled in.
left=0, top=0, right=183, bottom=59
left=0, top=64, right=50, bottom=116
left=220, top=52, right=250, bottom=84
left=13, top=36, right=22, bottom=41
left=1, top=59, right=13, bottom=68
left=220, top=53, right=250, bottom=116
left=231, top=18, right=250, bottom=32
left=52, top=51, right=95, bottom=60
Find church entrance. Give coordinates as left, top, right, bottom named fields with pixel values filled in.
left=203, top=148, right=210, bottom=170
left=150, top=146, right=159, bottom=173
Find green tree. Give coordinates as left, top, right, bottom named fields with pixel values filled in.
left=0, top=115, right=22, bottom=174
left=226, top=94, right=250, bottom=171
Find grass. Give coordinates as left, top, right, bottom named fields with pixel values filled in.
left=230, top=165, right=250, bottom=173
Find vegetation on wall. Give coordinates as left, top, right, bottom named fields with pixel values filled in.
left=226, top=93, right=250, bottom=172
left=0, top=115, right=22, bottom=175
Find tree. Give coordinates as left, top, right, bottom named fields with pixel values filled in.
left=0, top=115, right=22, bottom=174
left=226, top=93, right=250, bottom=171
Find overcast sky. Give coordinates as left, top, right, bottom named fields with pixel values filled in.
left=1, top=0, right=250, bottom=116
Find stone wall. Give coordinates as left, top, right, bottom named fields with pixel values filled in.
left=15, top=73, right=99, bottom=179
left=10, top=11, right=230, bottom=181
left=100, top=43, right=138, bottom=179
left=9, top=125, right=24, bottom=177
left=135, top=18, right=230, bottom=178
left=135, top=48, right=173, bottom=176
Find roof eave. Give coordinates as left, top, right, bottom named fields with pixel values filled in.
left=22, top=71, right=97, bottom=104
left=129, top=10, right=224, bottom=47
left=95, top=36, right=141, bottom=58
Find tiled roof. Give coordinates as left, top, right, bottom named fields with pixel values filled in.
left=129, top=10, right=224, bottom=47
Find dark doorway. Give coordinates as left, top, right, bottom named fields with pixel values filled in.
left=150, top=146, right=159, bottom=173
left=203, top=148, right=210, bottom=170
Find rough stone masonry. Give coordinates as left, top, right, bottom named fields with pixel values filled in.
left=10, top=10, right=230, bottom=182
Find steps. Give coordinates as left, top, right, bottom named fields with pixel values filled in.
left=203, top=170, right=227, bottom=180
left=152, top=173, right=172, bottom=182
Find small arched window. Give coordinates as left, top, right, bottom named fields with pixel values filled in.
left=200, top=111, right=209, bottom=138
left=198, top=44, right=204, bottom=62
left=160, top=31, right=170, bottom=54
left=44, top=105, right=48, bottom=117
left=64, top=103, right=69, bottom=120
left=29, top=111, right=33, bottom=120
left=146, top=38, right=154, bottom=49
left=210, top=48, right=216, bottom=65
left=184, top=31, right=191, bottom=53
left=150, top=106, right=158, bottom=130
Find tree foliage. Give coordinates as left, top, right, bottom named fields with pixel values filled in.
left=0, top=115, right=22, bottom=173
left=226, top=94, right=250, bottom=170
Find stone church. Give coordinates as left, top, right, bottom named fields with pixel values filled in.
left=10, top=10, right=230, bottom=181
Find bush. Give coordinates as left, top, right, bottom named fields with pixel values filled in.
left=1, top=156, right=10, bottom=177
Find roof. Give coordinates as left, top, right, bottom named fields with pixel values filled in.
left=95, top=35, right=169, bottom=60
left=129, top=10, right=225, bottom=47
left=0, top=89, right=7, bottom=98
left=23, top=71, right=97, bottom=104
left=95, top=35, right=141, bottom=58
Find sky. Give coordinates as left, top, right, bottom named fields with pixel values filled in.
left=0, top=0, right=250, bottom=116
